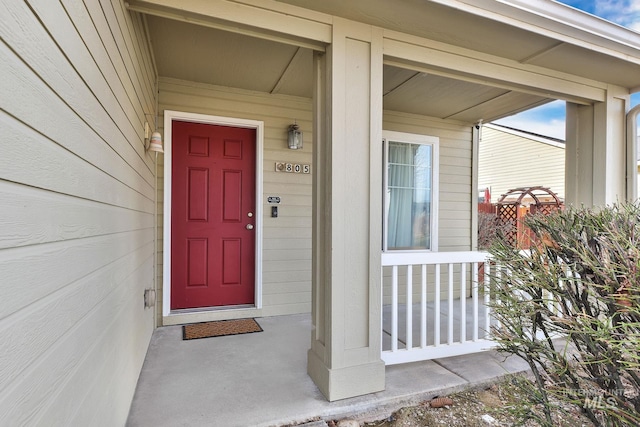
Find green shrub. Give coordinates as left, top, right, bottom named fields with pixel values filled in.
left=488, top=204, right=640, bottom=426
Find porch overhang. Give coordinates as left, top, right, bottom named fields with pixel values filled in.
left=128, top=0, right=640, bottom=125
left=277, top=0, right=640, bottom=89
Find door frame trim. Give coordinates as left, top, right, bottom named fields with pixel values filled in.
left=162, top=110, right=264, bottom=320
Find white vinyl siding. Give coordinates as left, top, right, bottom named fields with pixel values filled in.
left=479, top=125, right=565, bottom=202
left=0, top=1, right=156, bottom=426
left=158, top=78, right=313, bottom=321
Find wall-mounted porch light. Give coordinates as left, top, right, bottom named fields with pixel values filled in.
left=287, top=123, right=303, bottom=150
left=145, top=121, right=164, bottom=153
left=148, top=131, right=164, bottom=153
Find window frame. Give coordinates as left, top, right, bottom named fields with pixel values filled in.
left=382, top=130, right=439, bottom=252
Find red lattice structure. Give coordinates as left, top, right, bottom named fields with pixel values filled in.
left=496, top=186, right=563, bottom=249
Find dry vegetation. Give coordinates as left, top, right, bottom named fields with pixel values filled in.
left=339, top=375, right=591, bottom=427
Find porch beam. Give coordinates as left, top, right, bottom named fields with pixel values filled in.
left=518, top=42, right=566, bottom=65
left=270, top=47, right=305, bottom=94
left=126, top=0, right=330, bottom=51
left=383, top=33, right=606, bottom=105
left=430, top=0, right=640, bottom=64
left=382, top=71, right=420, bottom=97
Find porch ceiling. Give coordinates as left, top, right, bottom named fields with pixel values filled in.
left=141, top=0, right=640, bottom=124
left=147, top=15, right=552, bottom=124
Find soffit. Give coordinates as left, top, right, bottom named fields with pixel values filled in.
left=525, top=44, right=640, bottom=89
left=278, top=0, right=559, bottom=62
left=382, top=66, right=551, bottom=122
left=147, top=17, right=313, bottom=96
left=276, top=0, right=640, bottom=89
left=147, top=15, right=554, bottom=124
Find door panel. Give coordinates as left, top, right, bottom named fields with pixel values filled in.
left=171, top=120, right=256, bottom=309
left=188, top=168, right=208, bottom=221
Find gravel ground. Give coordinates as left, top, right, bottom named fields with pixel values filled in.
left=324, top=376, right=594, bottom=427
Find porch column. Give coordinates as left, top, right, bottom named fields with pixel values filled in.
left=565, top=87, right=629, bottom=207
left=307, top=19, right=385, bottom=401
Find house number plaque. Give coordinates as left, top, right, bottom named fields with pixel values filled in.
left=275, top=162, right=310, bottom=174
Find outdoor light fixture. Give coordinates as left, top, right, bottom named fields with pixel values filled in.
left=144, top=121, right=164, bottom=153
left=148, top=131, right=164, bottom=153
left=287, top=123, right=303, bottom=150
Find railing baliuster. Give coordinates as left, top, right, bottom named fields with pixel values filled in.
left=381, top=251, right=497, bottom=365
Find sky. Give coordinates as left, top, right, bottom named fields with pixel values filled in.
left=494, top=0, right=640, bottom=139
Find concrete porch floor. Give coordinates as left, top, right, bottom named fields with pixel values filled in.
left=126, top=313, right=530, bottom=427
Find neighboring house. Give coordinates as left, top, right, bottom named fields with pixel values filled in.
left=479, top=124, right=640, bottom=203
left=2, top=0, right=640, bottom=424
left=479, top=123, right=566, bottom=202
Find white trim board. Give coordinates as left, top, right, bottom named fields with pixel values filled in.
left=162, top=110, right=264, bottom=322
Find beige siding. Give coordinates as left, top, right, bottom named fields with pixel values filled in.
left=158, top=78, right=313, bottom=321
left=0, top=1, right=156, bottom=426
left=479, top=125, right=565, bottom=201
left=157, top=85, right=475, bottom=318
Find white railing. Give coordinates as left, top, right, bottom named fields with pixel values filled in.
left=381, top=251, right=497, bottom=365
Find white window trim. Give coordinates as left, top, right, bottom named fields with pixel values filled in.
left=382, top=130, right=439, bottom=252
left=162, top=110, right=264, bottom=320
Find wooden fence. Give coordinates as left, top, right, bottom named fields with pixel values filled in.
left=479, top=202, right=561, bottom=250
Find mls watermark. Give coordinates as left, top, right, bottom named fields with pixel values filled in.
left=583, top=395, right=617, bottom=410
left=561, top=389, right=625, bottom=410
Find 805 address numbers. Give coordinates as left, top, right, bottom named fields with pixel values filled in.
left=275, top=162, right=310, bottom=174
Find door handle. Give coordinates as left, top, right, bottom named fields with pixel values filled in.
left=246, top=224, right=254, bottom=230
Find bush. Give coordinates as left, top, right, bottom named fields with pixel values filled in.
left=488, top=204, right=640, bottom=426
left=478, top=211, right=511, bottom=250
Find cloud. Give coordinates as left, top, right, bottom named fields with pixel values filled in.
left=493, top=100, right=566, bottom=140
left=592, top=0, right=640, bottom=30
left=560, top=0, right=640, bottom=31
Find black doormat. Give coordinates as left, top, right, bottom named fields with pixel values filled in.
left=182, top=318, right=262, bottom=340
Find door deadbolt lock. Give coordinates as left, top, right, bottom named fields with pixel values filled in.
left=247, top=212, right=253, bottom=217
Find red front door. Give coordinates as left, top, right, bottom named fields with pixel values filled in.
left=171, top=120, right=256, bottom=309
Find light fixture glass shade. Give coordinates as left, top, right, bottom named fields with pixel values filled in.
left=287, top=124, right=303, bottom=150
left=148, top=131, right=164, bottom=153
